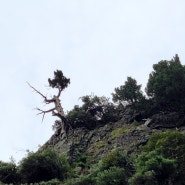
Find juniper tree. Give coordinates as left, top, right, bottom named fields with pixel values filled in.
left=28, top=70, right=71, bottom=140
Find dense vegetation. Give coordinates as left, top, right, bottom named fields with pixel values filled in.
left=67, top=54, right=185, bottom=130
left=0, top=130, right=185, bottom=185
left=1, top=55, right=185, bottom=184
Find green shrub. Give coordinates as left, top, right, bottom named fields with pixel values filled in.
left=75, top=175, right=95, bottom=185
left=129, top=151, right=177, bottom=185
left=0, top=161, right=18, bottom=184
left=64, top=174, right=95, bottom=185
left=100, top=149, right=132, bottom=171
left=141, top=130, right=185, bottom=183
left=96, top=166, right=126, bottom=185
left=73, top=148, right=90, bottom=172
left=38, top=178, right=61, bottom=185
left=18, top=149, right=70, bottom=183
left=67, top=106, right=97, bottom=129
left=67, top=95, right=120, bottom=129
left=129, top=171, right=157, bottom=185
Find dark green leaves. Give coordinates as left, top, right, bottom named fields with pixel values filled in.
left=146, top=54, right=185, bottom=111
left=67, top=95, right=120, bottom=129
left=48, top=70, right=70, bottom=91
left=112, top=76, right=144, bottom=105
left=18, top=150, right=70, bottom=183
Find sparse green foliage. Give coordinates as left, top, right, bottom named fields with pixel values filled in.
left=111, top=127, right=131, bottom=139
left=96, top=141, right=105, bottom=149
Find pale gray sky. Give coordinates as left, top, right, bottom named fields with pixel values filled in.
left=0, top=0, right=185, bottom=163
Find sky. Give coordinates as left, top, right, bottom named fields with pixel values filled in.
left=0, top=0, right=185, bottom=163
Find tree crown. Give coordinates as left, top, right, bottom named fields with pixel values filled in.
left=48, top=70, right=70, bottom=91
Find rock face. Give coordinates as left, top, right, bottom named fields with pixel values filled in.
left=39, top=108, right=185, bottom=164
left=40, top=120, right=152, bottom=164
left=120, top=106, right=142, bottom=123
left=148, top=112, right=185, bottom=128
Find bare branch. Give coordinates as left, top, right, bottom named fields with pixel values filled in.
left=27, top=82, right=46, bottom=99
left=27, top=82, right=55, bottom=103
left=35, top=107, right=56, bottom=122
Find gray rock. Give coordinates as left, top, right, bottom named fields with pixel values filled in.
left=148, top=112, right=185, bottom=128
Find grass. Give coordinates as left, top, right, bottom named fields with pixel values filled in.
left=96, top=141, right=105, bottom=148
left=111, top=127, right=128, bottom=139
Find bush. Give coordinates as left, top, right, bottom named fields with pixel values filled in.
left=96, top=166, right=127, bottom=185
left=129, top=151, right=177, bottom=185
left=75, top=150, right=89, bottom=169
left=38, top=178, right=61, bottom=185
left=67, top=106, right=97, bottom=129
left=18, top=149, right=70, bottom=183
left=67, top=95, right=120, bottom=129
left=129, top=171, right=157, bottom=185
left=141, top=130, right=185, bottom=184
left=64, top=174, right=95, bottom=185
left=0, top=161, right=18, bottom=184
left=100, top=149, right=132, bottom=173
left=142, top=131, right=185, bottom=169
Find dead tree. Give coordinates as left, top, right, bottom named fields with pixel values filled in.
left=28, top=70, right=71, bottom=140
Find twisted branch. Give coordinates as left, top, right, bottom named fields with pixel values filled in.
left=27, top=82, right=55, bottom=103
left=27, top=82, right=46, bottom=99
left=36, top=107, right=56, bottom=122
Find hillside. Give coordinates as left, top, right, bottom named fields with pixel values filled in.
left=1, top=55, right=185, bottom=184
left=35, top=107, right=185, bottom=185
left=40, top=107, right=185, bottom=165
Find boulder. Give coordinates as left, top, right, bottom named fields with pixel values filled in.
left=148, top=112, right=185, bottom=128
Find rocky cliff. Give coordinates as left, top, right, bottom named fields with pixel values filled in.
left=39, top=108, right=185, bottom=166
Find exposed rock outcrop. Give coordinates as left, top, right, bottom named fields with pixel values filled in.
left=39, top=107, right=185, bottom=165
left=147, top=111, right=185, bottom=128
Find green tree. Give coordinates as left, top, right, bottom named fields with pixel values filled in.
left=112, top=77, right=144, bottom=105
left=146, top=54, right=185, bottom=111
left=48, top=70, right=70, bottom=91
left=142, top=130, right=185, bottom=184
left=67, top=95, right=119, bottom=129
left=129, top=151, right=177, bottom=185
left=28, top=69, right=71, bottom=138
left=0, top=160, right=18, bottom=184
left=81, top=95, right=119, bottom=122
left=67, top=105, right=97, bottom=129
left=18, top=149, right=70, bottom=183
